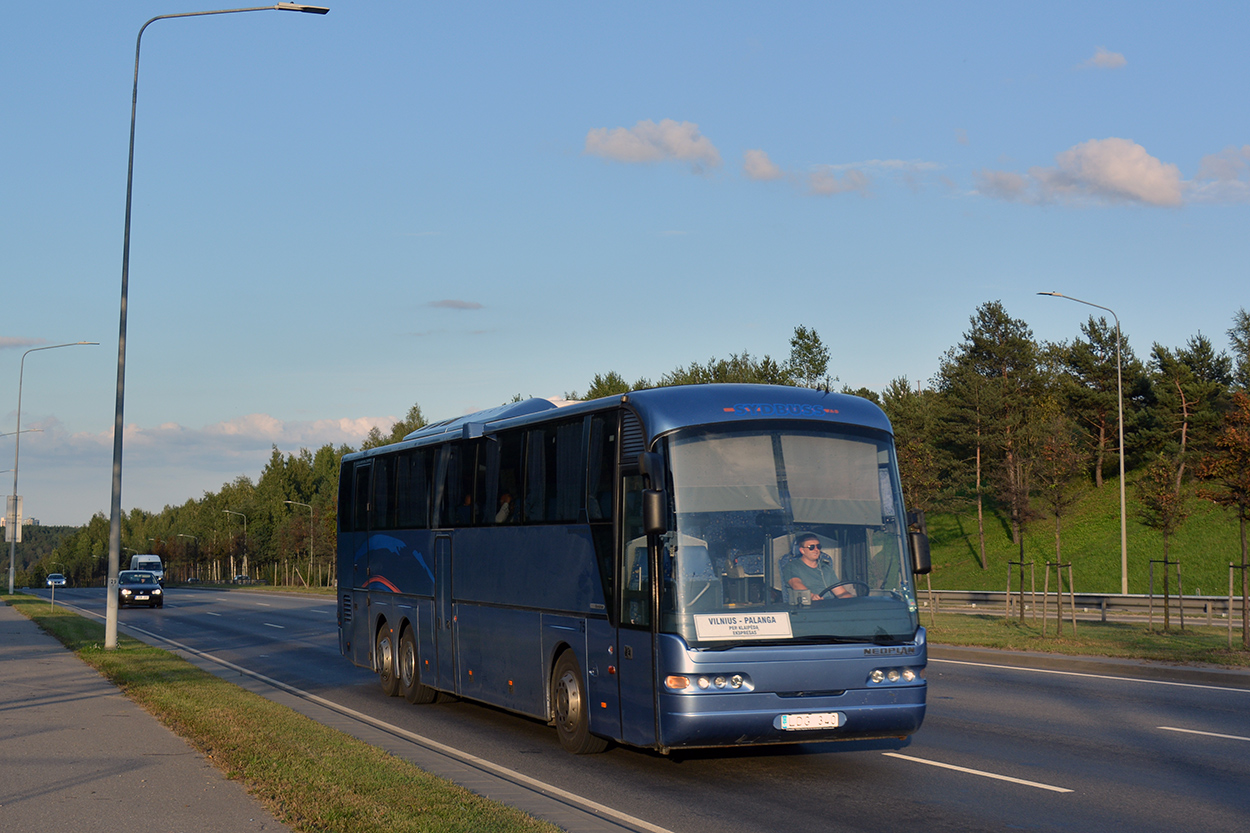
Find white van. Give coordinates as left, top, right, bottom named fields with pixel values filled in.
left=129, top=554, right=165, bottom=584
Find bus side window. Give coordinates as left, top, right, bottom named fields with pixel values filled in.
left=587, top=414, right=616, bottom=520
left=352, top=463, right=371, bottom=531
left=396, top=449, right=430, bottom=529
left=371, top=455, right=394, bottom=530
left=494, top=431, right=523, bottom=523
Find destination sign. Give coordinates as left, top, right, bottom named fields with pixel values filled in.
left=694, top=612, right=794, bottom=641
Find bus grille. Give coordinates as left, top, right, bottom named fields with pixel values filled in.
left=340, top=594, right=352, bottom=624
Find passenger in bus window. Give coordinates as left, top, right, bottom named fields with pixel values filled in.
left=495, top=491, right=514, bottom=523
left=455, top=493, right=473, bottom=525
left=783, top=533, right=856, bottom=600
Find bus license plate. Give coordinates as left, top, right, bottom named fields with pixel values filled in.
left=778, top=712, right=841, bottom=731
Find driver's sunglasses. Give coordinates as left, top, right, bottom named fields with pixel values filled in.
left=802, top=544, right=821, bottom=551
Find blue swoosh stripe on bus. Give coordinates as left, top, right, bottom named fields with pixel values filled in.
left=357, top=533, right=436, bottom=584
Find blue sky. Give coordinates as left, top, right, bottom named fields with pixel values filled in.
left=3, top=1, right=1248, bottom=525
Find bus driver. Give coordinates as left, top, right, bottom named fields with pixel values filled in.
left=783, top=533, right=857, bottom=601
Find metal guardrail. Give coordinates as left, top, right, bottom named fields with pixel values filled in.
left=921, top=589, right=1247, bottom=623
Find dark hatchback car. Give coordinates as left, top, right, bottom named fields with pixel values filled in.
left=117, top=570, right=164, bottom=608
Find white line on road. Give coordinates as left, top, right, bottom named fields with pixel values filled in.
left=883, top=752, right=1074, bottom=793
left=103, top=619, right=676, bottom=833
left=931, top=658, right=1250, bottom=694
left=263, top=622, right=285, bottom=629
left=205, top=612, right=221, bottom=617
left=1158, top=726, right=1250, bottom=743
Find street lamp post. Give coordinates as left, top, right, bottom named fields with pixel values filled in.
left=223, top=510, right=247, bottom=579
left=285, top=500, right=313, bottom=587
left=1038, top=291, right=1129, bottom=596
left=8, top=342, right=98, bottom=595
left=177, top=533, right=200, bottom=582
left=104, top=3, right=329, bottom=649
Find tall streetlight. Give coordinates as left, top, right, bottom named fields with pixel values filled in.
left=177, top=533, right=200, bottom=582
left=1038, top=291, right=1128, bottom=595
left=285, top=500, right=313, bottom=587
left=104, top=4, right=329, bottom=649
left=8, top=342, right=99, bottom=595
left=223, top=510, right=247, bottom=578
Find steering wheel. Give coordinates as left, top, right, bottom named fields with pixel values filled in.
left=816, top=580, right=870, bottom=599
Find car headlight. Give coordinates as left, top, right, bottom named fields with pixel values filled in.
left=153, top=588, right=162, bottom=595
left=120, top=589, right=132, bottom=596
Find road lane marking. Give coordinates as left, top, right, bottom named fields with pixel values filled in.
left=86, top=616, right=678, bottom=833
left=263, top=622, right=285, bottom=629
left=931, top=658, right=1250, bottom=694
left=1159, top=726, right=1250, bottom=743
left=205, top=612, right=222, bottom=617
left=884, top=752, right=1073, bottom=793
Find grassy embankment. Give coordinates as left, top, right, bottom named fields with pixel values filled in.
left=4, top=593, right=557, bottom=833
left=925, top=473, right=1248, bottom=598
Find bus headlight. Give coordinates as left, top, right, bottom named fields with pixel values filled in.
left=664, top=674, right=751, bottom=692
left=869, top=667, right=923, bottom=685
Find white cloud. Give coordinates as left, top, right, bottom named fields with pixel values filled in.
left=15, top=413, right=391, bottom=523
left=976, top=137, right=1183, bottom=206
left=1190, top=144, right=1250, bottom=204
left=1, top=337, right=47, bottom=351
left=584, top=119, right=722, bottom=173
left=743, top=149, right=784, bottom=181
left=1080, top=46, right=1127, bottom=70
left=807, top=167, right=870, bottom=196
left=428, top=299, right=483, bottom=310
left=973, top=169, right=1030, bottom=201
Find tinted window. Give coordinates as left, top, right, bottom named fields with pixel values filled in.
left=371, top=455, right=394, bottom=530
left=396, top=448, right=432, bottom=529
left=524, top=419, right=583, bottom=523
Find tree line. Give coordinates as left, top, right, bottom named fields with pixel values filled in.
left=35, top=304, right=1250, bottom=627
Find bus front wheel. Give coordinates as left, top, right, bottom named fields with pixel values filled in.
left=552, top=652, right=608, bottom=754
left=398, top=626, right=438, bottom=705
left=376, top=624, right=400, bottom=697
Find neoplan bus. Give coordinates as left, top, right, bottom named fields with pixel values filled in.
left=337, top=384, right=932, bottom=754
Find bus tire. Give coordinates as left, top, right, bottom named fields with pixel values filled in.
left=398, top=625, right=438, bottom=705
left=552, top=651, right=608, bottom=754
left=376, top=623, right=400, bottom=697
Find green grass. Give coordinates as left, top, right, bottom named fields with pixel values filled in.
left=927, top=473, right=1249, bottom=597
left=5, top=595, right=557, bottom=833
left=924, top=611, right=1250, bottom=667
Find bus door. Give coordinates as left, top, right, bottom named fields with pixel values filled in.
left=434, top=533, right=458, bottom=693
left=616, top=473, right=657, bottom=747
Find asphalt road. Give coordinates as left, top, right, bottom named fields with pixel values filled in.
left=35, top=586, right=1250, bottom=833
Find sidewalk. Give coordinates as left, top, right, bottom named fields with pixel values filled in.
left=0, top=601, right=290, bottom=832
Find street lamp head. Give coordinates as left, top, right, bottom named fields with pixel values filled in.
left=276, top=3, right=330, bottom=12
left=1037, top=291, right=1062, bottom=297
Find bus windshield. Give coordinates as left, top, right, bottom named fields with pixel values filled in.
left=658, top=425, right=919, bottom=646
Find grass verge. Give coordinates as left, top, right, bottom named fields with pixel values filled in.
left=925, top=610, right=1250, bottom=667
left=4, top=594, right=557, bottom=833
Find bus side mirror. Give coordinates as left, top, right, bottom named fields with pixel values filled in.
left=909, top=531, right=931, bottom=575
left=643, top=489, right=667, bottom=536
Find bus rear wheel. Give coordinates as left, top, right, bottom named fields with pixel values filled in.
left=552, top=652, right=608, bottom=754
left=398, top=626, right=438, bottom=705
left=376, top=624, right=400, bottom=697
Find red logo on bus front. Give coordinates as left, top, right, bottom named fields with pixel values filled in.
left=723, top=403, right=839, bottom=416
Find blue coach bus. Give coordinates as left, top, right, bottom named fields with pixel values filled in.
left=337, top=384, right=931, bottom=754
